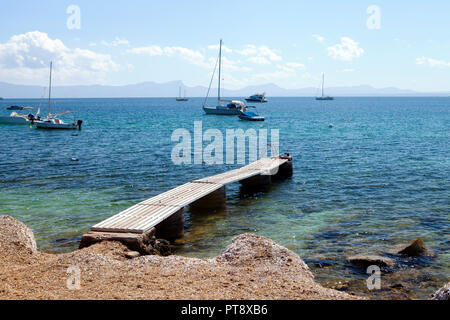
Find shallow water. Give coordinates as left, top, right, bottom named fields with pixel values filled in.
left=0, top=97, right=448, bottom=299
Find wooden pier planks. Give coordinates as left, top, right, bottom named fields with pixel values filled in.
left=90, top=157, right=288, bottom=234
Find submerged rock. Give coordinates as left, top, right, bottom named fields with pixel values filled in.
left=347, top=254, right=395, bottom=269
left=394, top=238, right=434, bottom=257
left=431, top=282, right=450, bottom=300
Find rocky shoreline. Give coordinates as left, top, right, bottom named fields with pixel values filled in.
left=1, top=215, right=447, bottom=300
left=0, top=215, right=359, bottom=300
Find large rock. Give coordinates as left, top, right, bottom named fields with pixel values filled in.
left=216, top=233, right=313, bottom=277
left=0, top=215, right=37, bottom=255
left=431, top=282, right=450, bottom=300
left=347, top=254, right=395, bottom=269
left=394, top=238, right=433, bottom=257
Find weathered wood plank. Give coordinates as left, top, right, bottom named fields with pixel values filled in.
left=90, top=156, right=290, bottom=234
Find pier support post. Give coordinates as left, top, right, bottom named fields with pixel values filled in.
left=155, top=208, right=185, bottom=240
left=190, top=186, right=226, bottom=212
left=239, top=174, right=272, bottom=190
left=273, top=158, right=293, bottom=180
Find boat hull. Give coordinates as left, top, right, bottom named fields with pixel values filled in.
left=245, top=98, right=267, bottom=103
left=36, top=122, right=78, bottom=130
left=176, top=98, right=189, bottom=101
left=203, top=106, right=242, bottom=115
left=315, top=97, right=334, bottom=100
left=0, top=116, right=29, bottom=124
left=239, top=115, right=265, bottom=121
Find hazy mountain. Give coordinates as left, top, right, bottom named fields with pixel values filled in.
left=0, top=81, right=447, bottom=98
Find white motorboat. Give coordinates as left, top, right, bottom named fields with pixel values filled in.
left=202, top=39, right=246, bottom=115
left=0, top=106, right=40, bottom=124
left=245, top=93, right=268, bottom=103
left=0, top=111, right=32, bottom=124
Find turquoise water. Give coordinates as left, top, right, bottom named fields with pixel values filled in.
left=0, top=97, right=448, bottom=299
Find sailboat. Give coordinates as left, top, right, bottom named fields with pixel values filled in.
left=202, top=39, right=246, bottom=115
left=176, top=87, right=189, bottom=101
left=316, top=73, right=334, bottom=101
left=36, top=62, right=83, bottom=130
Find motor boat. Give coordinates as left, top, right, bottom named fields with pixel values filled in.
left=238, top=106, right=265, bottom=121
left=245, top=93, right=268, bottom=103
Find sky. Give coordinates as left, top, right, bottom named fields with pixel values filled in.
left=0, top=0, right=449, bottom=92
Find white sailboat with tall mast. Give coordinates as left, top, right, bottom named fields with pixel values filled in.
left=316, top=72, right=334, bottom=101
left=36, top=61, right=83, bottom=130
left=202, top=39, right=245, bottom=115
left=176, top=86, right=189, bottom=101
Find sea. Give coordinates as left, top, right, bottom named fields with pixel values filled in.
left=0, top=97, right=448, bottom=299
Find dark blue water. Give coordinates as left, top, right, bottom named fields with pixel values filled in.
left=0, top=97, right=448, bottom=298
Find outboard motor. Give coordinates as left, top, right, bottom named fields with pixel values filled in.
left=77, top=120, right=83, bottom=130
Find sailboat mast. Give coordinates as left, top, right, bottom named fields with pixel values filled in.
left=218, top=39, right=222, bottom=103
left=321, top=72, right=324, bottom=98
left=48, top=61, right=53, bottom=115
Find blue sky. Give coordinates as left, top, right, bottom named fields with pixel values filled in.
left=0, top=0, right=449, bottom=91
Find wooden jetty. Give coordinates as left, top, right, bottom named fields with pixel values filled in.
left=80, top=155, right=293, bottom=253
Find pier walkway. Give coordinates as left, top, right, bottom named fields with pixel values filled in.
left=80, top=155, right=292, bottom=252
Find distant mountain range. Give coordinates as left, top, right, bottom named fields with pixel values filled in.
left=0, top=81, right=447, bottom=98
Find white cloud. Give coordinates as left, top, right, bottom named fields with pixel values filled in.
left=416, top=56, right=450, bottom=67
left=237, top=44, right=282, bottom=64
left=101, top=37, right=130, bottom=47
left=207, top=44, right=232, bottom=53
left=286, top=62, right=305, bottom=69
left=0, top=31, right=119, bottom=85
left=248, top=56, right=271, bottom=65
left=313, top=34, right=325, bottom=43
left=128, top=45, right=208, bottom=68
left=327, top=37, right=364, bottom=61
left=128, top=45, right=164, bottom=56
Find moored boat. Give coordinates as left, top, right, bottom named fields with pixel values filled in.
left=36, top=117, right=82, bottom=130
left=176, top=87, right=189, bottom=101
left=202, top=39, right=246, bottom=115
left=245, top=93, right=268, bottom=103
left=36, top=62, right=83, bottom=130
left=238, top=106, right=265, bottom=121
left=316, top=73, right=334, bottom=101
left=0, top=106, right=40, bottom=125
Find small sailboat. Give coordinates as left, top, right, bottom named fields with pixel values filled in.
left=36, top=62, right=82, bottom=130
left=245, top=92, right=268, bottom=103
left=176, top=87, right=189, bottom=101
left=238, top=106, right=265, bottom=121
left=202, top=39, right=246, bottom=115
left=316, top=73, right=334, bottom=101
